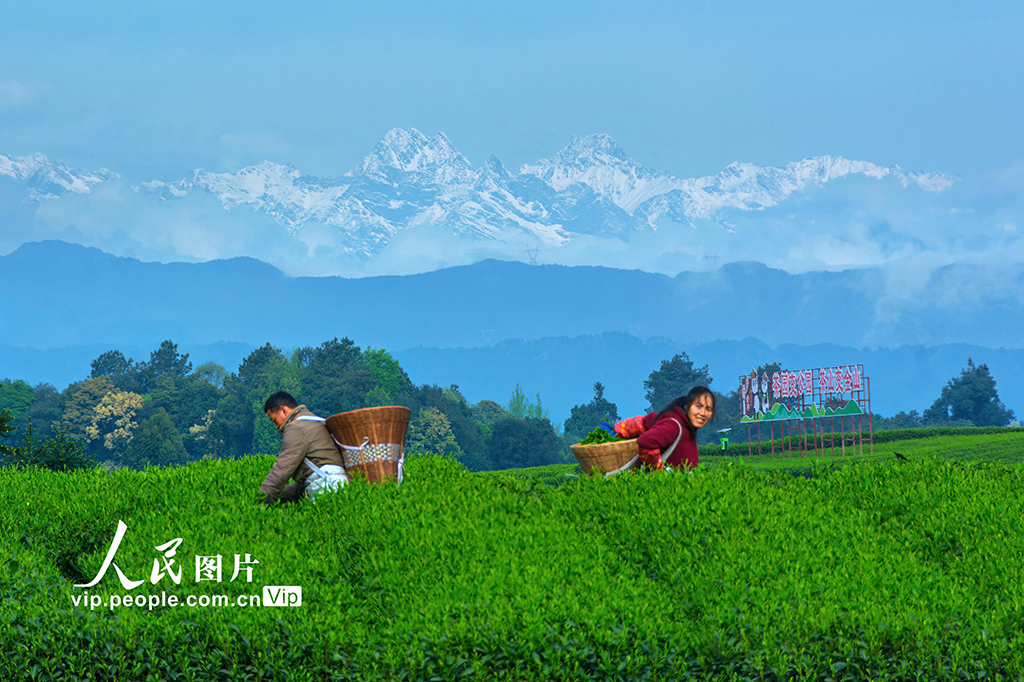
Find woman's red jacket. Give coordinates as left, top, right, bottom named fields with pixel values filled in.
left=635, top=407, right=698, bottom=470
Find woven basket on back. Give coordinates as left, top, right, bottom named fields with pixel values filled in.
left=326, top=406, right=411, bottom=484
left=569, top=438, right=640, bottom=476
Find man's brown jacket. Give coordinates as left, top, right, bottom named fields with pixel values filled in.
left=260, top=405, right=345, bottom=503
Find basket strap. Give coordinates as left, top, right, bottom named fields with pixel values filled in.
left=326, top=431, right=405, bottom=485
left=660, top=418, right=685, bottom=465
left=604, top=454, right=640, bottom=477
left=295, top=416, right=332, bottom=476
left=332, top=435, right=371, bottom=469
left=303, top=457, right=330, bottom=479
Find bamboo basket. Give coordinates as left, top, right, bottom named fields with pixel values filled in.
left=569, top=438, right=640, bottom=476
left=326, top=406, right=411, bottom=484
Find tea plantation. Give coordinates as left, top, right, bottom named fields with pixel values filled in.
left=4, top=432, right=1024, bottom=681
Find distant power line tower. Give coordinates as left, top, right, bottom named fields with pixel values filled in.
left=702, top=251, right=720, bottom=265
left=524, top=246, right=540, bottom=265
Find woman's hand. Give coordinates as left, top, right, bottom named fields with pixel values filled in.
left=615, top=415, right=646, bottom=438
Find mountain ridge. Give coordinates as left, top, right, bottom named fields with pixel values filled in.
left=4, top=240, right=1021, bottom=352
left=1, top=130, right=955, bottom=260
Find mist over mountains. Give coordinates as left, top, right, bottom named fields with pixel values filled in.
left=1, top=129, right=982, bottom=278
left=2, top=128, right=1020, bottom=422
left=2, top=241, right=1021, bottom=421
left=5, top=240, right=1023, bottom=351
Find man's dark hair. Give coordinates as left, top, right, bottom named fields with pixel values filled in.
left=264, top=391, right=298, bottom=413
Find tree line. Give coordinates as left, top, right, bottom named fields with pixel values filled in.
left=0, top=342, right=1015, bottom=473
left=0, top=339, right=589, bottom=472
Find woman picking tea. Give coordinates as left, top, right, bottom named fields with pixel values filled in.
left=613, top=386, right=715, bottom=471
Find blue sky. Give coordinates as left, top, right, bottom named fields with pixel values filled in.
left=2, top=0, right=1022, bottom=182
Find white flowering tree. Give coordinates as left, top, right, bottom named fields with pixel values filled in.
left=85, top=390, right=144, bottom=457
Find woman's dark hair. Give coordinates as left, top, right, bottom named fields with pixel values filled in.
left=658, top=386, right=715, bottom=434
left=264, top=391, right=298, bottom=413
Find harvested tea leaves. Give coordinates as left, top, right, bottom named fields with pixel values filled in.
left=580, top=426, right=624, bottom=445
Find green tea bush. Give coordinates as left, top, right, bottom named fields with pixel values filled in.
left=4, top=450, right=1024, bottom=680
left=699, top=426, right=1024, bottom=459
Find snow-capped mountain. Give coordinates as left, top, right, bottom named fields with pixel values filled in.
left=3, top=130, right=955, bottom=258
left=0, top=153, right=118, bottom=201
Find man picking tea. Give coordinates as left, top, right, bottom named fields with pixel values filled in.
left=260, top=392, right=349, bottom=504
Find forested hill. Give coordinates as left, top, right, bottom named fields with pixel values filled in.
left=4, top=240, right=1022, bottom=351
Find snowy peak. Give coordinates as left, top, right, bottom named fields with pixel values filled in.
left=5, top=132, right=957, bottom=262
left=483, top=154, right=511, bottom=180
left=138, top=161, right=309, bottom=205
left=521, top=134, right=676, bottom=213
left=355, top=127, right=473, bottom=184
left=687, top=155, right=955, bottom=216
left=557, top=133, right=633, bottom=165
left=190, top=162, right=305, bottom=202
left=0, top=152, right=118, bottom=199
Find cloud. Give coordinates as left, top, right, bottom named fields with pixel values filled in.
left=27, top=179, right=308, bottom=266
left=15, top=168, right=1023, bottom=279
left=7, top=159, right=1024, bottom=350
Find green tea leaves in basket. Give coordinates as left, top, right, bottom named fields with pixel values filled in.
left=580, top=427, right=623, bottom=445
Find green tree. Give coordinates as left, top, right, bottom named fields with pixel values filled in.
left=923, top=359, right=1015, bottom=427
left=756, top=362, right=783, bottom=379
left=487, top=417, right=561, bottom=470
left=416, top=385, right=492, bottom=471
left=875, top=410, right=923, bottom=431
left=146, top=340, right=193, bottom=381
left=406, top=407, right=462, bottom=458
left=231, top=344, right=302, bottom=456
left=504, top=384, right=550, bottom=421
left=251, top=398, right=283, bottom=456
left=90, top=349, right=144, bottom=393
left=363, top=386, right=392, bottom=407
left=61, top=376, right=116, bottom=442
left=471, top=400, right=506, bottom=427
left=363, top=346, right=414, bottom=402
left=193, top=361, right=229, bottom=389
left=563, top=382, right=620, bottom=445
left=0, top=409, right=14, bottom=457
left=176, top=375, right=226, bottom=434
left=237, top=343, right=287, bottom=389
left=301, top=338, right=373, bottom=416
left=442, top=384, right=467, bottom=406
left=140, top=376, right=181, bottom=427
left=644, top=352, right=713, bottom=412
left=3, top=418, right=92, bottom=471
left=26, top=382, right=64, bottom=440
left=0, top=379, right=34, bottom=421
left=122, top=409, right=188, bottom=469
left=186, top=409, right=222, bottom=459
left=210, top=393, right=252, bottom=458
left=90, top=350, right=135, bottom=379
left=505, top=384, right=529, bottom=419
